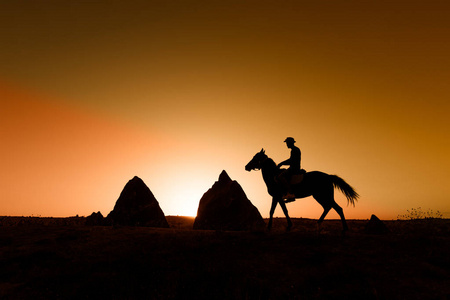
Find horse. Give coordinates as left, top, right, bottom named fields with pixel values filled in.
left=245, top=149, right=359, bottom=232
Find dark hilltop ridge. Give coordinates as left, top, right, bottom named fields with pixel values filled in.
left=105, top=176, right=169, bottom=228
left=0, top=217, right=449, bottom=299
left=1, top=172, right=449, bottom=300
left=194, top=170, right=265, bottom=231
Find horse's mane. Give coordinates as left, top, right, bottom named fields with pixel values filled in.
left=266, top=157, right=277, bottom=167
left=262, top=155, right=278, bottom=172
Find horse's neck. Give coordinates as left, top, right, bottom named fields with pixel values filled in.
left=261, top=158, right=277, bottom=184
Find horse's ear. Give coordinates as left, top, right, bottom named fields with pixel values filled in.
left=261, top=148, right=265, bottom=154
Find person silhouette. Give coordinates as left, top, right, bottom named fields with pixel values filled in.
left=277, top=137, right=302, bottom=202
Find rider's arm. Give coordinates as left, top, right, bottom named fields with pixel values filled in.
left=277, top=158, right=290, bottom=168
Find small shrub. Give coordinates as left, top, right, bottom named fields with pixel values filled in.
left=397, top=207, right=443, bottom=220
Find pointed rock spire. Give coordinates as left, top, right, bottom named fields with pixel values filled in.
left=194, top=171, right=265, bottom=231
left=105, top=176, right=169, bottom=228
left=218, top=170, right=232, bottom=183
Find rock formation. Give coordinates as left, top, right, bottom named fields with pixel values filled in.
left=106, top=176, right=169, bottom=228
left=364, top=214, right=389, bottom=234
left=85, top=211, right=104, bottom=226
left=193, top=170, right=265, bottom=231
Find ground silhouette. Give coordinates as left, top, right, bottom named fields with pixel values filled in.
left=194, top=170, right=265, bottom=231
left=0, top=216, right=448, bottom=299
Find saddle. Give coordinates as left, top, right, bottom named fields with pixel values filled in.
left=290, top=173, right=304, bottom=185
left=275, top=169, right=306, bottom=185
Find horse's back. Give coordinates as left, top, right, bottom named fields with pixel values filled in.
left=302, top=171, right=333, bottom=189
left=305, top=170, right=329, bottom=179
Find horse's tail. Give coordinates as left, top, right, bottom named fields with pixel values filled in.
left=330, top=175, right=359, bottom=207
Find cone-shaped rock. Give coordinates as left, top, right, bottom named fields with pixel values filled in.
left=193, top=170, right=265, bottom=231
left=364, top=214, right=389, bottom=234
left=106, top=176, right=169, bottom=227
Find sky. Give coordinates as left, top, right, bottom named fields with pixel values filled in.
left=1, top=0, right=449, bottom=220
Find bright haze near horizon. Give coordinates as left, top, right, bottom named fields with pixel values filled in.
left=1, top=0, right=449, bottom=220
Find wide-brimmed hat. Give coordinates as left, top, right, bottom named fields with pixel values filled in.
left=284, top=137, right=296, bottom=143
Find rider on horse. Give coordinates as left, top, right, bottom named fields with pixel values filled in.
left=277, top=137, right=304, bottom=202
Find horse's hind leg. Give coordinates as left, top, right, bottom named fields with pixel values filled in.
left=316, top=205, right=331, bottom=234
left=332, top=202, right=348, bottom=232
left=318, top=206, right=331, bottom=224
left=313, top=192, right=331, bottom=221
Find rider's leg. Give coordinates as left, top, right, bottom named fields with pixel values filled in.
left=283, top=170, right=296, bottom=201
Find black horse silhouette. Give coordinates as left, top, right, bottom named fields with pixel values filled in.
left=245, top=149, right=359, bottom=232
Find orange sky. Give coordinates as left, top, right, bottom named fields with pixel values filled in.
left=1, top=1, right=449, bottom=219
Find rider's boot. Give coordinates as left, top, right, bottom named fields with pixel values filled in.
left=285, top=196, right=296, bottom=203
left=283, top=187, right=296, bottom=203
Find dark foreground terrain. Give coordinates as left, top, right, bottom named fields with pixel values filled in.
left=0, top=217, right=449, bottom=299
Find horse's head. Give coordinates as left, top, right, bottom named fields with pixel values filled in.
left=245, top=149, right=268, bottom=171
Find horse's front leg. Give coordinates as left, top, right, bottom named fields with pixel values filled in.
left=267, top=198, right=278, bottom=230
left=278, top=198, right=292, bottom=231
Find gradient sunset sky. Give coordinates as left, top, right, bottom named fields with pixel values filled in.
left=1, top=0, right=449, bottom=219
